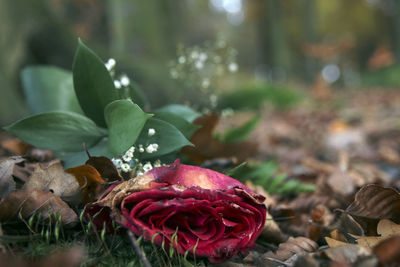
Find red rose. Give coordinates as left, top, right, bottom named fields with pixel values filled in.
left=86, top=160, right=266, bottom=262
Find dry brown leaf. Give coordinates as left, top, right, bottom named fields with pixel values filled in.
left=66, top=164, right=106, bottom=204
left=0, top=157, right=24, bottom=199
left=274, top=237, right=318, bottom=261
left=325, top=236, right=349, bottom=248
left=182, top=114, right=257, bottom=164
left=260, top=213, right=287, bottom=244
left=352, top=234, right=384, bottom=249
left=350, top=220, right=400, bottom=249
left=332, top=213, right=364, bottom=237
left=1, top=138, right=30, bottom=156
left=330, top=229, right=348, bottom=242
left=322, top=244, right=370, bottom=264
left=85, top=155, right=121, bottom=181
left=373, top=235, right=400, bottom=266
left=0, top=190, right=77, bottom=225
left=377, top=219, right=400, bottom=237
left=345, top=184, right=400, bottom=221
left=23, top=161, right=80, bottom=202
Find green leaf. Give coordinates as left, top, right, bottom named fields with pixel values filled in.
left=56, top=138, right=113, bottom=169
left=137, top=118, right=193, bottom=160
left=245, top=161, right=278, bottom=180
left=105, top=100, right=152, bottom=154
left=154, top=104, right=201, bottom=123
left=21, top=66, right=83, bottom=115
left=225, top=162, right=247, bottom=177
left=4, top=111, right=106, bottom=152
left=223, top=115, right=261, bottom=143
left=72, top=39, right=118, bottom=127
left=267, top=173, right=287, bottom=193
left=153, top=110, right=200, bottom=139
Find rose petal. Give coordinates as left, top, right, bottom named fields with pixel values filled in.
left=149, top=159, right=254, bottom=193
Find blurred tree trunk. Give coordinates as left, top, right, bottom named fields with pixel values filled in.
left=302, top=0, right=317, bottom=82
left=392, top=1, right=400, bottom=63
left=257, top=0, right=291, bottom=81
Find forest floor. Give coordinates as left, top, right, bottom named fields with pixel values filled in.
left=1, top=89, right=400, bottom=266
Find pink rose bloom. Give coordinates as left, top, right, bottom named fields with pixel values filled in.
left=86, top=160, right=266, bottom=262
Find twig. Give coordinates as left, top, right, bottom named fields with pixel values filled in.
left=127, top=231, right=152, bottom=267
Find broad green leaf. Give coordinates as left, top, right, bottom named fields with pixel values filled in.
left=72, top=39, right=118, bottom=127
left=4, top=111, right=106, bottom=152
left=154, top=104, right=201, bottom=123
left=21, top=66, right=83, bottom=115
left=153, top=110, right=200, bottom=139
left=137, top=118, right=193, bottom=160
left=223, top=115, right=261, bottom=143
left=56, top=138, right=113, bottom=169
left=105, top=99, right=152, bottom=154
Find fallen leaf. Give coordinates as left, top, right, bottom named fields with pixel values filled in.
left=1, top=138, right=30, bottom=155
left=274, top=237, right=318, bottom=261
left=346, top=184, right=400, bottom=221
left=350, top=220, right=400, bottom=249
left=0, top=157, right=24, bottom=199
left=85, top=156, right=121, bottom=182
left=373, top=235, right=400, bottom=266
left=332, top=213, right=364, bottom=237
left=66, top=164, right=106, bottom=204
left=182, top=114, right=257, bottom=164
left=0, top=190, right=77, bottom=225
left=377, top=219, right=400, bottom=237
left=322, top=244, right=370, bottom=264
left=23, top=160, right=80, bottom=202
left=352, top=235, right=385, bottom=249
left=330, top=229, right=348, bottom=242
left=325, top=236, right=350, bottom=248
left=260, top=213, right=287, bottom=244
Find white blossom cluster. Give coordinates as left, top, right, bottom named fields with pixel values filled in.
left=111, top=128, right=163, bottom=176
left=104, top=58, right=132, bottom=100
left=168, top=39, right=238, bottom=109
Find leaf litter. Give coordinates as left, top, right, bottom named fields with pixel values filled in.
left=2, top=90, right=400, bottom=265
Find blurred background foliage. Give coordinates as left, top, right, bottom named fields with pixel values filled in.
left=2, top=0, right=400, bottom=125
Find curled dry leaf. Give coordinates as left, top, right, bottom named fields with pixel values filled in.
left=274, top=236, right=318, bottom=261
left=66, top=164, right=106, bottom=204
left=0, top=190, right=77, bottom=225
left=0, top=156, right=25, bottom=199
left=23, top=160, right=80, bottom=202
left=85, top=156, right=122, bottom=181
left=346, top=184, right=400, bottom=221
